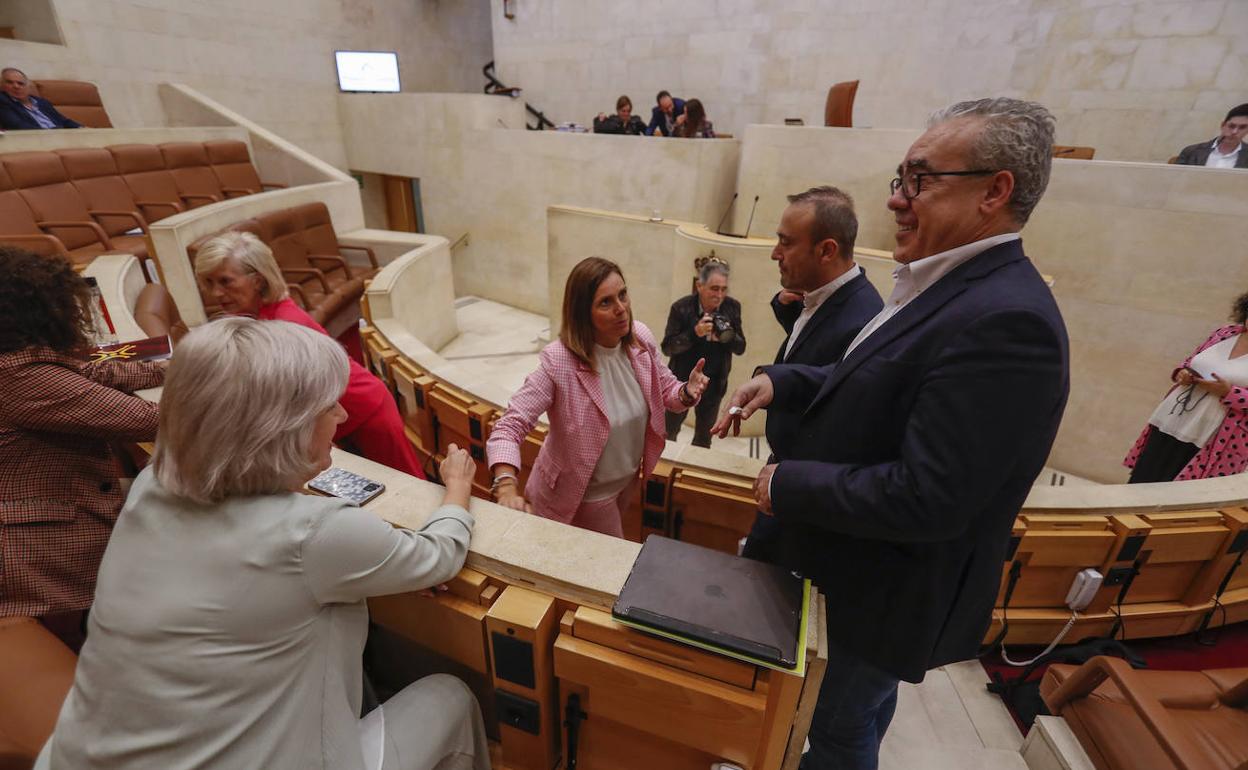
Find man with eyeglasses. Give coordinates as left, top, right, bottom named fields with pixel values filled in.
left=713, top=98, right=1069, bottom=770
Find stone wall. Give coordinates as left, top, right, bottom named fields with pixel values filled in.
left=0, top=0, right=493, bottom=168
left=490, top=0, right=1248, bottom=162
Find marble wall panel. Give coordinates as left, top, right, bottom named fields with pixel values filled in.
left=490, top=0, right=1248, bottom=162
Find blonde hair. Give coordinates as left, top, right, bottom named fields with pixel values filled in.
left=194, top=231, right=288, bottom=304
left=152, top=317, right=349, bottom=503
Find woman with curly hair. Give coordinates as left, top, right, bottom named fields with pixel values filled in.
left=0, top=247, right=164, bottom=631
left=1125, top=292, right=1248, bottom=482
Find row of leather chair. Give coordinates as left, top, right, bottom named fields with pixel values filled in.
left=27, top=80, right=111, bottom=128
left=187, top=203, right=379, bottom=338
left=0, top=140, right=280, bottom=266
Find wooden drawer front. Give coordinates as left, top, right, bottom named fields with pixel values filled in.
left=1140, top=527, right=1229, bottom=564
left=1019, top=530, right=1116, bottom=567
left=571, top=606, right=756, bottom=689
left=368, top=592, right=489, bottom=673
left=553, top=634, right=765, bottom=766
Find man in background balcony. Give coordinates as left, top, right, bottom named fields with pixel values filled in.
left=0, top=68, right=81, bottom=130
left=715, top=98, right=1069, bottom=770
left=1176, top=103, right=1248, bottom=169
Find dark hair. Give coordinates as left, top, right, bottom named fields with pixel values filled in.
left=560, top=257, right=634, bottom=369
left=0, top=246, right=95, bottom=354
left=656, top=90, right=671, bottom=104
left=1233, top=291, right=1248, bottom=326
left=675, top=98, right=707, bottom=138
left=786, top=186, right=859, bottom=256
left=616, top=95, right=632, bottom=112
left=1225, top=103, right=1248, bottom=123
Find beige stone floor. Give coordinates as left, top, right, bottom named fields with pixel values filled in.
left=439, top=296, right=1055, bottom=769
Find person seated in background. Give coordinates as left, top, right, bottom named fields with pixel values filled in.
left=646, top=90, right=686, bottom=137
left=0, top=67, right=82, bottom=130
left=662, top=256, right=745, bottom=447
left=0, top=247, right=163, bottom=645
left=37, top=318, right=489, bottom=769
left=1176, top=103, right=1248, bottom=169
left=487, top=257, right=710, bottom=536
left=1125, top=290, right=1248, bottom=482
left=672, top=98, right=715, bottom=138
left=194, top=231, right=427, bottom=479
left=593, top=94, right=646, bottom=135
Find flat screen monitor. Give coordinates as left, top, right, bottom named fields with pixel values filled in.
left=335, top=51, right=400, bottom=93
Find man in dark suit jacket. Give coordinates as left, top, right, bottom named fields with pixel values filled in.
left=646, top=91, right=685, bottom=137
left=0, top=67, right=81, bottom=130
left=661, top=258, right=745, bottom=447
left=741, top=186, right=883, bottom=562
left=714, top=98, right=1069, bottom=770
left=1176, top=103, right=1248, bottom=169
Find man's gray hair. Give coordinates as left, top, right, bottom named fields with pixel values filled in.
left=152, top=317, right=349, bottom=504
left=697, top=259, right=729, bottom=283
left=928, top=98, right=1056, bottom=225
left=1, top=67, right=28, bottom=80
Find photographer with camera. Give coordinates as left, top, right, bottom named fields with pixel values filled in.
left=661, top=256, right=746, bottom=447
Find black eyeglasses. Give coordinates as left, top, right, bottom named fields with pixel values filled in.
left=889, top=169, right=996, bottom=200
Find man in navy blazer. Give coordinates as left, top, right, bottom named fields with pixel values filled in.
left=0, top=68, right=82, bottom=130
left=646, top=91, right=685, bottom=137
left=741, top=186, right=883, bottom=562
left=714, top=98, right=1069, bottom=770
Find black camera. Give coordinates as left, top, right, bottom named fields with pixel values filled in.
left=710, top=313, right=732, bottom=336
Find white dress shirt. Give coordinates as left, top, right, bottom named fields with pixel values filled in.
left=783, top=264, right=862, bottom=360
left=842, top=233, right=1021, bottom=359
left=1205, top=139, right=1241, bottom=169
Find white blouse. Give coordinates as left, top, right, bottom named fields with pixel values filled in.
left=583, top=342, right=649, bottom=501
left=1150, top=335, right=1248, bottom=446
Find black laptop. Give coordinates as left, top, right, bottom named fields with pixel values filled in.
left=612, top=535, right=805, bottom=668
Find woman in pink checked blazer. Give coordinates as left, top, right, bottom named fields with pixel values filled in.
left=487, top=257, right=710, bottom=537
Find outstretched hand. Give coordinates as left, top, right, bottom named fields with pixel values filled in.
left=710, top=373, right=775, bottom=438
left=685, top=358, right=710, bottom=401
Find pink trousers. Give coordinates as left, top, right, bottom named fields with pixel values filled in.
left=567, top=482, right=634, bottom=538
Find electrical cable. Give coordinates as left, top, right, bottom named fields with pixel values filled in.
left=1001, top=610, right=1079, bottom=667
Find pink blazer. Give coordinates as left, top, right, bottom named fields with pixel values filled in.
left=487, top=321, right=691, bottom=524
left=1124, top=325, right=1248, bottom=480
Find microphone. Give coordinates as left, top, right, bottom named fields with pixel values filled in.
left=743, top=195, right=759, bottom=239
left=715, top=193, right=738, bottom=236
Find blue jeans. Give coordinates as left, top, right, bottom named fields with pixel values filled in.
left=800, top=641, right=901, bottom=770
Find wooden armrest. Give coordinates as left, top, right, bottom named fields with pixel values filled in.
left=307, top=253, right=352, bottom=278
left=89, top=209, right=149, bottom=234
left=38, top=219, right=113, bottom=249
left=260, top=182, right=287, bottom=190
left=181, top=193, right=222, bottom=205
left=135, top=200, right=184, bottom=218
left=1045, top=657, right=1209, bottom=770
left=0, top=233, right=69, bottom=256
left=281, top=267, right=330, bottom=293
left=338, top=243, right=379, bottom=268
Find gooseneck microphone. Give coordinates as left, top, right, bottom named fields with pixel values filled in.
left=715, top=193, right=739, bottom=236
left=743, top=195, right=759, bottom=239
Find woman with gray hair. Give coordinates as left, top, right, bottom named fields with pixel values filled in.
left=195, top=230, right=425, bottom=479
left=38, top=318, right=490, bottom=770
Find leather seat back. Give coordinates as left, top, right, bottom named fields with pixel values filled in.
left=56, top=148, right=144, bottom=237
left=108, top=144, right=184, bottom=222
left=30, top=79, right=112, bottom=128
left=203, top=140, right=263, bottom=196
left=295, top=202, right=340, bottom=257
left=0, top=617, right=77, bottom=767
left=159, top=142, right=224, bottom=208
left=1, top=151, right=100, bottom=250
left=256, top=207, right=313, bottom=275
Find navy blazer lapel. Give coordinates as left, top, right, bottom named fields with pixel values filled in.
left=805, top=241, right=1028, bottom=412
left=783, top=273, right=866, bottom=362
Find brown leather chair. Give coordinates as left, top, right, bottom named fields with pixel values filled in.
left=1, top=151, right=116, bottom=267
left=29, top=79, right=112, bottom=128
left=824, top=80, right=859, bottom=128
left=295, top=201, right=379, bottom=281
left=0, top=616, right=77, bottom=770
left=203, top=140, right=285, bottom=197
left=132, top=282, right=189, bottom=343
left=158, top=142, right=225, bottom=209
left=0, top=163, right=70, bottom=258
left=108, top=144, right=186, bottom=223
left=56, top=148, right=150, bottom=243
left=1041, top=656, right=1248, bottom=770
left=1054, top=145, right=1096, bottom=160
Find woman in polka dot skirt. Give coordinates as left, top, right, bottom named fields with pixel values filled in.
left=1125, top=291, right=1248, bottom=482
